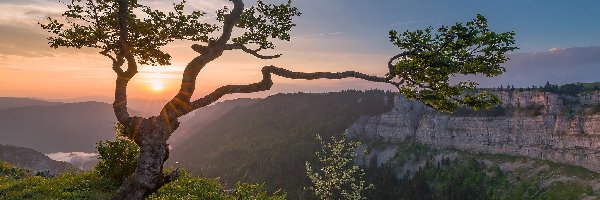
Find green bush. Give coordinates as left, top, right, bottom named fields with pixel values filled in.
left=0, top=169, right=118, bottom=200
left=149, top=171, right=286, bottom=200
left=305, top=132, right=373, bottom=200
left=0, top=161, right=30, bottom=180
left=95, top=123, right=140, bottom=183
left=148, top=173, right=227, bottom=200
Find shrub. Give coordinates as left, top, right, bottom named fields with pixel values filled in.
left=95, top=123, right=139, bottom=183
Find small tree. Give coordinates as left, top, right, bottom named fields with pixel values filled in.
left=40, top=0, right=516, bottom=198
left=96, top=123, right=140, bottom=183
left=305, top=132, right=373, bottom=200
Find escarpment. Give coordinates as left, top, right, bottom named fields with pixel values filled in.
left=349, top=91, right=600, bottom=172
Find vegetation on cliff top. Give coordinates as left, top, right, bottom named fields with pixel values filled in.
left=364, top=141, right=600, bottom=200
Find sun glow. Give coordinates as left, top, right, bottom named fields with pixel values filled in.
left=150, top=79, right=165, bottom=92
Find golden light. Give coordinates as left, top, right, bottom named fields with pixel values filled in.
left=150, top=79, right=165, bottom=92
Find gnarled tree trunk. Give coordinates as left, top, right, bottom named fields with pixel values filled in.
left=112, top=117, right=179, bottom=199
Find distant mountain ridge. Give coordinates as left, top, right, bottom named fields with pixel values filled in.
left=0, top=97, right=61, bottom=111
left=0, top=144, right=77, bottom=175
left=0, top=101, right=131, bottom=153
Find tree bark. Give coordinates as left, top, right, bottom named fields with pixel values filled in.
left=112, top=117, right=179, bottom=200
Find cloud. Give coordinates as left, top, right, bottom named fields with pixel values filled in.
left=462, top=46, right=600, bottom=87
left=0, top=1, right=62, bottom=24
left=0, top=24, right=55, bottom=57
left=0, top=66, right=24, bottom=71
left=46, top=152, right=99, bottom=170
left=389, top=18, right=434, bottom=28
left=295, top=32, right=343, bottom=38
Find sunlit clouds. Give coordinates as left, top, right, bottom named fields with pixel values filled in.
left=0, top=0, right=599, bottom=101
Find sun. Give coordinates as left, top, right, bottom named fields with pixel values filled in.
left=150, top=79, right=165, bottom=92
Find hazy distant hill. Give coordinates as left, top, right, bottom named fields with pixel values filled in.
left=0, top=97, right=61, bottom=111
left=0, top=144, right=77, bottom=175
left=169, top=98, right=259, bottom=147
left=0, top=101, right=129, bottom=153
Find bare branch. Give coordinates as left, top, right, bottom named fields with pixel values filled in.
left=224, top=44, right=281, bottom=59
left=189, top=65, right=402, bottom=111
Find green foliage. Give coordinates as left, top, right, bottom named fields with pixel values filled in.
left=536, top=182, right=593, bottom=200
left=39, top=0, right=218, bottom=65
left=148, top=172, right=226, bottom=200
left=1, top=164, right=284, bottom=200
left=40, top=0, right=300, bottom=66
left=0, top=170, right=118, bottom=200
left=516, top=82, right=600, bottom=94
left=148, top=172, right=286, bottom=200
left=305, top=132, right=373, bottom=200
left=0, top=162, right=30, bottom=180
left=389, top=14, right=517, bottom=112
left=231, top=182, right=286, bottom=200
left=170, top=90, right=393, bottom=198
left=219, top=0, right=302, bottom=50
left=364, top=142, right=600, bottom=200
left=95, top=123, right=139, bottom=183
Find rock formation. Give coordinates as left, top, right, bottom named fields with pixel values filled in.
left=349, top=91, right=600, bottom=172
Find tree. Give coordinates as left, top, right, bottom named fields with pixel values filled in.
left=39, top=0, right=516, bottom=199
left=305, top=132, right=373, bottom=200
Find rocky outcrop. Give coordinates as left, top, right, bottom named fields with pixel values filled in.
left=349, top=91, right=600, bottom=172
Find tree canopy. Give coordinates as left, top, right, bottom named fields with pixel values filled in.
left=390, top=14, right=517, bottom=111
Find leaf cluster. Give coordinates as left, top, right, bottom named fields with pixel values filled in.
left=389, top=14, right=517, bottom=112
left=95, top=123, right=140, bottom=183
left=148, top=172, right=286, bottom=200
left=305, top=132, right=373, bottom=200
left=218, top=0, right=301, bottom=50
left=40, top=0, right=301, bottom=66
left=39, top=0, right=218, bottom=65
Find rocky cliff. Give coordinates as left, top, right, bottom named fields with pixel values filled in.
left=349, top=90, right=600, bottom=172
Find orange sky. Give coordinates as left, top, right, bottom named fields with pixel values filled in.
left=0, top=1, right=396, bottom=101
left=2, top=0, right=599, bottom=103
left=0, top=3, right=393, bottom=99
left=0, top=37, right=396, bottom=100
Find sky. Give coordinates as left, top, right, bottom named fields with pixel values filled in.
left=0, top=0, right=599, bottom=101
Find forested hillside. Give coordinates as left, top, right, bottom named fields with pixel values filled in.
left=170, top=89, right=600, bottom=199
left=169, top=90, right=394, bottom=197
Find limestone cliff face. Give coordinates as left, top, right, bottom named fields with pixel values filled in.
left=349, top=91, right=600, bottom=172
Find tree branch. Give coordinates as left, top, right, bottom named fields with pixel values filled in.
left=224, top=43, right=281, bottom=59
left=189, top=65, right=403, bottom=111
left=159, top=0, right=247, bottom=122
left=214, top=0, right=244, bottom=47
left=113, top=0, right=138, bottom=124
